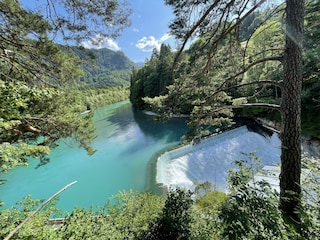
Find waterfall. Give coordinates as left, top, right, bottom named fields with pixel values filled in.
left=156, top=126, right=281, bottom=192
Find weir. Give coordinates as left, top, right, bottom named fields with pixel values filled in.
left=156, top=126, right=281, bottom=192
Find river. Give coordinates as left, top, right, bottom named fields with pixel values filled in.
left=0, top=101, right=188, bottom=212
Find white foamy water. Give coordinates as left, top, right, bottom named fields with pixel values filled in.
left=156, top=126, right=281, bottom=192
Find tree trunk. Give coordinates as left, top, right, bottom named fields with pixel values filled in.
left=279, top=0, right=304, bottom=221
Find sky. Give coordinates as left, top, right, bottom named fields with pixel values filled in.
left=19, top=0, right=283, bottom=64
left=20, top=0, right=175, bottom=63
left=80, top=1, right=176, bottom=63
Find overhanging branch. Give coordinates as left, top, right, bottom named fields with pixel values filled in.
left=206, top=79, right=283, bottom=101
left=222, top=55, right=283, bottom=85
left=232, top=103, right=280, bottom=111
left=207, top=103, right=280, bottom=114
left=205, top=0, right=268, bottom=70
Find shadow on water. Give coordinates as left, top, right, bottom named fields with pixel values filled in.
left=91, top=101, right=190, bottom=171
left=132, top=110, right=189, bottom=142
left=104, top=102, right=188, bottom=142
left=95, top=102, right=133, bottom=129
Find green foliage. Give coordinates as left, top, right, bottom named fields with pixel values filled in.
left=72, top=47, right=137, bottom=88
left=145, top=38, right=242, bottom=139
left=239, top=11, right=265, bottom=41
left=130, top=44, right=174, bottom=110
left=0, top=0, right=86, bottom=85
left=220, top=154, right=295, bottom=240
left=192, top=185, right=229, bottom=240
left=143, top=0, right=320, bottom=140
left=0, top=195, right=60, bottom=239
left=244, top=19, right=284, bottom=83
left=145, top=188, right=193, bottom=240
left=0, top=0, right=131, bottom=45
left=83, top=86, right=129, bottom=110
left=102, top=191, right=164, bottom=239
left=0, top=0, right=132, bottom=173
left=217, top=152, right=320, bottom=240
left=1, top=191, right=163, bottom=240
left=1, top=154, right=320, bottom=239
left=57, top=208, right=109, bottom=240
left=301, top=0, right=320, bottom=136
left=0, top=143, right=50, bottom=172
left=0, top=81, right=98, bottom=172
left=196, top=190, right=228, bottom=212
left=0, top=84, right=128, bottom=172
left=298, top=155, right=320, bottom=239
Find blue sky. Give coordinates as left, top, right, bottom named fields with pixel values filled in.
left=19, top=1, right=283, bottom=63
left=20, top=0, right=175, bottom=63
left=80, top=1, right=175, bottom=63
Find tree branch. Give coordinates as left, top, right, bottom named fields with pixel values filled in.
left=232, top=103, right=280, bottom=111
left=205, top=0, right=268, bottom=71
left=172, top=0, right=271, bottom=81
left=223, top=55, right=283, bottom=84
left=206, top=79, right=283, bottom=101
left=226, top=79, right=282, bottom=90
left=242, top=3, right=286, bottom=65
left=4, top=181, right=77, bottom=240
left=207, top=103, right=280, bottom=113
left=172, top=0, right=222, bottom=78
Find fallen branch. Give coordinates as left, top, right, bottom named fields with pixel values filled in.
left=4, top=181, right=77, bottom=240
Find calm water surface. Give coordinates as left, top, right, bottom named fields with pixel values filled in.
left=0, top=101, right=188, bottom=212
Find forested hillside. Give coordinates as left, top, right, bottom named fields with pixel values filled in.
left=130, top=44, right=176, bottom=110
left=72, top=47, right=138, bottom=88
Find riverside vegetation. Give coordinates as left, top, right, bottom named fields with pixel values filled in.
left=1, top=0, right=320, bottom=239
left=1, top=154, right=320, bottom=239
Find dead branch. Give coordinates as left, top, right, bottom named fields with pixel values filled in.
left=11, top=123, right=42, bottom=141
left=4, top=181, right=77, bottom=240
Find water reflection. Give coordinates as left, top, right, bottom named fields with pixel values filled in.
left=0, top=101, right=188, bottom=212
left=132, top=110, right=188, bottom=142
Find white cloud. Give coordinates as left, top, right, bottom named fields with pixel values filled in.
left=136, top=36, right=160, bottom=52
left=135, top=33, right=172, bottom=52
left=159, top=33, right=171, bottom=42
left=133, top=28, right=139, bottom=33
left=80, top=35, right=121, bottom=51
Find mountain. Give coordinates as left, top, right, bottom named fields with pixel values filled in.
left=135, top=62, right=145, bottom=67
left=72, top=46, right=137, bottom=88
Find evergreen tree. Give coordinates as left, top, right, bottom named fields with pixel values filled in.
left=130, top=44, right=175, bottom=110
left=146, top=0, right=305, bottom=220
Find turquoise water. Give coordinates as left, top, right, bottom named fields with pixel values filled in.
left=0, top=101, right=188, bottom=212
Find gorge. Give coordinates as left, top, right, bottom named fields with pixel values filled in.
left=1, top=101, right=319, bottom=213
